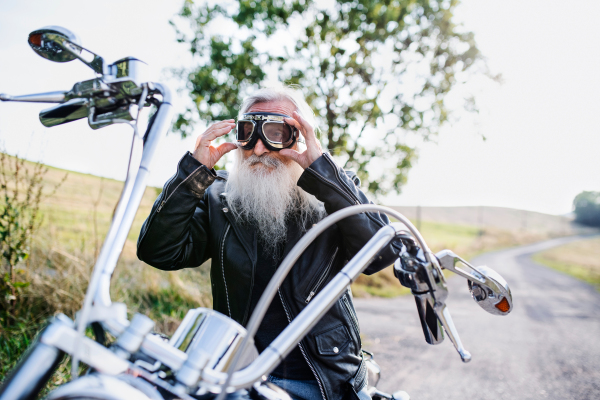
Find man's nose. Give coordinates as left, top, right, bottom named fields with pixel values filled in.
left=253, top=138, right=270, bottom=156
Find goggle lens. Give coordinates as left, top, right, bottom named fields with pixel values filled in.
left=236, top=121, right=254, bottom=141
left=263, top=122, right=294, bottom=145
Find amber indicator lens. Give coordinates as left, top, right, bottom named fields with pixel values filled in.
left=495, top=297, right=510, bottom=313
left=28, top=33, right=43, bottom=47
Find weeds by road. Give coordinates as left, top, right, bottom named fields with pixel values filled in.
left=532, top=236, right=600, bottom=291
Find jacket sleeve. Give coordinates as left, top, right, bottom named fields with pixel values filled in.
left=297, top=152, right=400, bottom=275
left=137, top=152, right=218, bottom=271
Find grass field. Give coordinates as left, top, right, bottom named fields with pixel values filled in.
left=532, top=237, right=600, bottom=291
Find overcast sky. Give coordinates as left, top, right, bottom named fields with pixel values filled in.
left=0, top=0, right=598, bottom=215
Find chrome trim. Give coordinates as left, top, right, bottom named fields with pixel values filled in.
left=39, top=320, right=130, bottom=375
left=92, top=82, right=173, bottom=308
left=278, top=288, right=326, bottom=400
left=241, top=114, right=286, bottom=121
left=140, top=334, right=187, bottom=372
left=0, top=91, right=66, bottom=103
left=436, top=249, right=513, bottom=316
left=73, top=83, right=172, bottom=376
left=176, top=308, right=249, bottom=389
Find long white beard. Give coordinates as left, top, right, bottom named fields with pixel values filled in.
left=226, top=150, right=325, bottom=256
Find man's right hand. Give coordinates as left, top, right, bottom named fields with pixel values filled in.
left=192, top=119, right=238, bottom=169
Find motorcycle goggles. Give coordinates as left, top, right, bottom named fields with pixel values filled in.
left=235, top=112, right=301, bottom=151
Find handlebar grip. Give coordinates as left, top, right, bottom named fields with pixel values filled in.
left=39, top=98, right=88, bottom=127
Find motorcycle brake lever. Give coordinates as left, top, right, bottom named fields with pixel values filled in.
left=395, top=249, right=472, bottom=363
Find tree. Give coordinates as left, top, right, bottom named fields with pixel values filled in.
left=171, top=0, right=489, bottom=197
left=573, top=191, right=600, bottom=227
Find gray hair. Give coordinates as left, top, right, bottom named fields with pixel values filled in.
left=239, top=84, right=318, bottom=132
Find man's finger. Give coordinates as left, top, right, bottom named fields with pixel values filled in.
left=216, top=142, right=238, bottom=157
left=289, top=112, right=317, bottom=143
left=279, top=148, right=302, bottom=165
left=201, top=124, right=235, bottom=142
left=284, top=117, right=305, bottom=139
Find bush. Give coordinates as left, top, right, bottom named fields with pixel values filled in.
left=573, top=191, right=600, bottom=227
left=0, top=152, right=67, bottom=325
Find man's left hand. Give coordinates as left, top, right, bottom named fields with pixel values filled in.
left=280, top=111, right=323, bottom=169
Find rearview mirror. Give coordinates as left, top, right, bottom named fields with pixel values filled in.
left=28, top=26, right=82, bottom=63
left=28, top=26, right=105, bottom=74
left=436, top=250, right=513, bottom=316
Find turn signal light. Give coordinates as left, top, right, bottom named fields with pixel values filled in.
left=29, top=33, right=42, bottom=47
left=495, top=297, right=510, bottom=313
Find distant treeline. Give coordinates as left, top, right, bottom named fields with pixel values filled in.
left=573, top=191, right=600, bottom=227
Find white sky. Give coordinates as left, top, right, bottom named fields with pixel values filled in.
left=0, top=0, right=598, bottom=215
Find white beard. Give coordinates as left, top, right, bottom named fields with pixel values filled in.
left=226, top=150, right=325, bottom=256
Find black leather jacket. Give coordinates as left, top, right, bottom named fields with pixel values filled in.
left=137, top=152, right=400, bottom=400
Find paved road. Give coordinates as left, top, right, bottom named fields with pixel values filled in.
left=354, top=236, right=600, bottom=400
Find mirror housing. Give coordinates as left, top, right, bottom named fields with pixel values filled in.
left=28, top=26, right=82, bottom=63
left=436, top=250, right=513, bottom=316
left=467, top=266, right=513, bottom=316
left=28, top=26, right=105, bottom=74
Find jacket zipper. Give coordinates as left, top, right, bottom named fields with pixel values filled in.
left=323, top=155, right=361, bottom=205
left=156, top=165, right=203, bottom=213
left=137, top=169, right=180, bottom=247
left=342, top=294, right=361, bottom=346
left=305, top=248, right=339, bottom=303
left=305, top=168, right=359, bottom=206
left=241, top=248, right=255, bottom=325
left=278, top=289, right=327, bottom=400
left=221, top=224, right=232, bottom=317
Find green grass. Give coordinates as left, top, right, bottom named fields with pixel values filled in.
left=533, top=237, right=600, bottom=290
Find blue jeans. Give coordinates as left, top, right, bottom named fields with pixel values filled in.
left=267, top=375, right=371, bottom=400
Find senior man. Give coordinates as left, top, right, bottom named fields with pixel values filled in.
left=137, top=86, right=399, bottom=400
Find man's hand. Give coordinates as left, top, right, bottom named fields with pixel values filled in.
left=192, top=120, right=238, bottom=169
left=280, top=111, right=323, bottom=169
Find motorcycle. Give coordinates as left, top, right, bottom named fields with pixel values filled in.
left=0, top=26, right=513, bottom=400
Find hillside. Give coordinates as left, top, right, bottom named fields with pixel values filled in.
left=389, top=205, right=582, bottom=235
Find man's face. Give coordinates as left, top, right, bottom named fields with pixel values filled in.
left=241, top=100, right=298, bottom=169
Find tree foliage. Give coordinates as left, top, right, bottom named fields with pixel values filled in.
left=573, top=191, right=600, bottom=228
left=171, top=0, right=486, bottom=197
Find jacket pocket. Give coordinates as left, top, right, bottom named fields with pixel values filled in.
left=315, top=324, right=351, bottom=356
